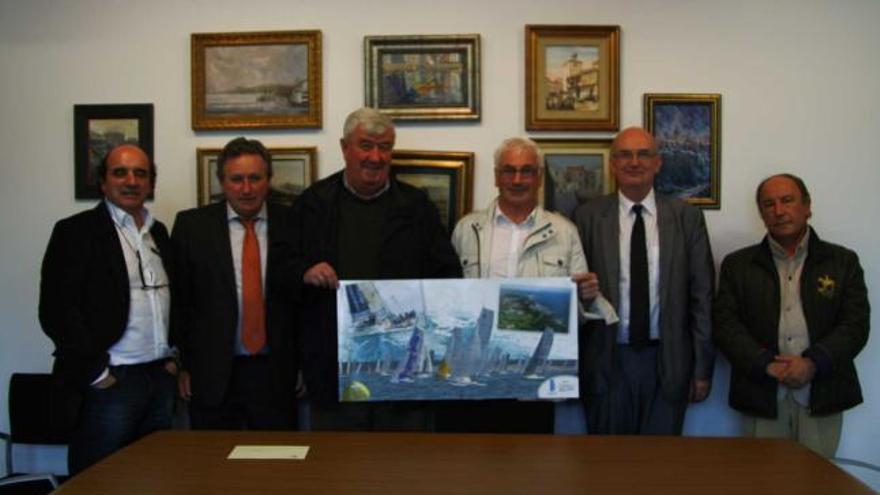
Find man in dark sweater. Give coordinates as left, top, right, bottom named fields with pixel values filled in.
left=283, top=107, right=461, bottom=431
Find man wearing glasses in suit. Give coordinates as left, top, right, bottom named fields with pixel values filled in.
left=574, top=127, right=715, bottom=435
left=39, top=144, right=177, bottom=475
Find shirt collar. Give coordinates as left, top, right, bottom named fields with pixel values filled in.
left=492, top=201, right=537, bottom=228
left=618, top=189, right=657, bottom=217
left=226, top=202, right=268, bottom=223
left=768, top=227, right=810, bottom=261
left=342, top=172, right=390, bottom=201
left=105, top=199, right=153, bottom=232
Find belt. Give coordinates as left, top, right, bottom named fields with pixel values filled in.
left=110, top=357, right=171, bottom=370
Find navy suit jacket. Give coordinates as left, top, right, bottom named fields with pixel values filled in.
left=574, top=192, right=715, bottom=403
left=170, top=201, right=297, bottom=408
left=39, top=202, right=173, bottom=388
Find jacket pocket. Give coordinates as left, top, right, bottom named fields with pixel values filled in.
left=460, top=256, right=480, bottom=278
left=539, top=253, right=569, bottom=276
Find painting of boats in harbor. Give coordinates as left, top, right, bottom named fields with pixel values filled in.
left=337, top=278, right=579, bottom=402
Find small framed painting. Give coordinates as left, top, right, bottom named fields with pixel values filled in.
left=391, top=150, right=474, bottom=231
left=365, top=34, right=480, bottom=121
left=535, top=138, right=615, bottom=219
left=526, top=25, right=620, bottom=131
left=644, top=93, right=721, bottom=209
left=74, top=103, right=154, bottom=200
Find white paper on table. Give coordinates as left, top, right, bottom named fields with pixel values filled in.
left=227, top=445, right=310, bottom=460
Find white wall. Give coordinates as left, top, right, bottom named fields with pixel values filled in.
left=2, top=0, right=878, bottom=481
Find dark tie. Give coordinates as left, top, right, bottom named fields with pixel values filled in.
left=629, top=204, right=650, bottom=348
left=241, top=218, right=266, bottom=354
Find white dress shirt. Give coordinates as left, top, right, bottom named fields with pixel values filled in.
left=616, top=190, right=661, bottom=344
left=105, top=200, right=172, bottom=367
left=488, top=207, right=537, bottom=278
left=227, top=202, right=268, bottom=355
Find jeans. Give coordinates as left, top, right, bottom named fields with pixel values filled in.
left=68, top=359, right=176, bottom=476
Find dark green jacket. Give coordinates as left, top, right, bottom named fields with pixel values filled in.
left=713, top=228, right=869, bottom=417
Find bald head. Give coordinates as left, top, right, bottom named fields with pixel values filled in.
left=612, top=127, right=658, bottom=154
left=609, top=126, right=662, bottom=202
left=98, top=144, right=155, bottom=184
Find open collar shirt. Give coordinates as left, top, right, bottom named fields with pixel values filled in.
left=489, top=206, right=537, bottom=278
left=105, top=199, right=172, bottom=367
left=769, top=229, right=811, bottom=406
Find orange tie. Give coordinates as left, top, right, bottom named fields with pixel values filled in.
left=241, top=218, right=265, bottom=354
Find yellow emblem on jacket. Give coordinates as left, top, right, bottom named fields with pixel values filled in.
left=817, top=275, right=836, bottom=299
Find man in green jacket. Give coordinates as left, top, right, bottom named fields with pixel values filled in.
left=714, top=173, right=870, bottom=457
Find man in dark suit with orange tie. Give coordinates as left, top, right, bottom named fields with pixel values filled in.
left=172, top=137, right=297, bottom=429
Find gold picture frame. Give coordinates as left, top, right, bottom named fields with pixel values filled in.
left=364, top=34, right=481, bottom=121
left=196, top=146, right=317, bottom=206
left=535, top=138, right=616, bottom=219
left=643, top=93, right=721, bottom=209
left=191, top=30, right=322, bottom=130
left=390, top=150, right=474, bottom=231
left=526, top=25, right=620, bottom=131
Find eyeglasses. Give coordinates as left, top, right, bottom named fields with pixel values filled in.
left=136, top=248, right=168, bottom=291
left=497, top=166, right=540, bottom=178
left=113, top=222, right=168, bottom=291
left=611, top=149, right=658, bottom=161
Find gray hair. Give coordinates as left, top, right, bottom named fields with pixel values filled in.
left=342, top=107, right=394, bottom=141
left=493, top=137, right=544, bottom=169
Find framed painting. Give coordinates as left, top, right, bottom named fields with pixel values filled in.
left=74, top=103, right=154, bottom=200
left=197, top=146, right=317, bottom=206
left=364, top=34, right=480, bottom=121
left=390, top=150, right=474, bottom=231
left=191, top=30, right=322, bottom=130
left=535, top=138, right=615, bottom=219
left=643, top=93, right=721, bottom=209
left=525, top=25, right=620, bottom=131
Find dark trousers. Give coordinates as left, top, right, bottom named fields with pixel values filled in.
left=586, top=344, right=685, bottom=435
left=435, top=400, right=554, bottom=434
left=309, top=401, right=434, bottom=432
left=68, top=359, right=176, bottom=476
left=188, top=355, right=295, bottom=431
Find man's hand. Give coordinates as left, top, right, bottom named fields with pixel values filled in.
left=303, top=262, right=339, bottom=289
left=164, top=359, right=179, bottom=376
left=178, top=370, right=192, bottom=401
left=295, top=370, right=307, bottom=399
left=571, top=272, right=600, bottom=301
left=776, top=355, right=816, bottom=389
left=689, top=378, right=711, bottom=403
left=93, top=373, right=117, bottom=390
left=766, top=360, right=789, bottom=381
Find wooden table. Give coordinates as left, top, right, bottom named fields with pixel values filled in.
left=54, top=431, right=874, bottom=494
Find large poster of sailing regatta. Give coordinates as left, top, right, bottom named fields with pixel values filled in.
left=337, top=278, right=579, bottom=402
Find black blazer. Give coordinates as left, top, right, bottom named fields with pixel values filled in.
left=170, top=202, right=297, bottom=409
left=39, top=203, right=173, bottom=389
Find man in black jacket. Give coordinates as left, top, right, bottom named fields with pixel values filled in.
left=284, top=107, right=461, bottom=431
left=39, top=144, right=176, bottom=475
left=172, top=137, right=297, bottom=430
left=714, top=173, right=870, bottom=457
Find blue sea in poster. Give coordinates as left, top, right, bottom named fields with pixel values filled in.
left=336, top=278, right=579, bottom=402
